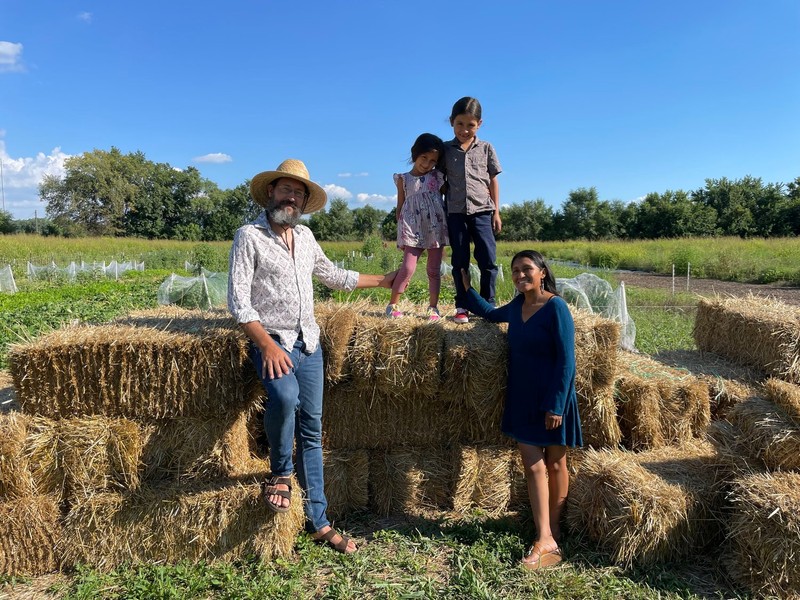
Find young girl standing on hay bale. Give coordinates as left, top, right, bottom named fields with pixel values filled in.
left=462, top=250, right=583, bottom=570
left=385, top=133, right=449, bottom=321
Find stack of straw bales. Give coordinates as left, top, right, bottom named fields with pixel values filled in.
left=614, top=351, right=711, bottom=450
left=313, top=301, right=623, bottom=518
left=700, top=314, right=800, bottom=599
left=567, top=441, right=723, bottom=566
left=650, top=349, right=761, bottom=419
left=2, top=307, right=303, bottom=575
left=694, top=295, right=800, bottom=384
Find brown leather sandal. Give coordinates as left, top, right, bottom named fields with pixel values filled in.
left=521, top=544, right=562, bottom=570
left=312, top=527, right=356, bottom=554
left=262, top=475, right=292, bottom=513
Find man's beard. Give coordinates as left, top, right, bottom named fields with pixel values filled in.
left=267, top=201, right=301, bottom=227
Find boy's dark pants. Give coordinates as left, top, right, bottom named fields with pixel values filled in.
left=447, top=211, right=498, bottom=309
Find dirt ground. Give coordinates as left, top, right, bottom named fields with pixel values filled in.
left=613, top=270, right=800, bottom=306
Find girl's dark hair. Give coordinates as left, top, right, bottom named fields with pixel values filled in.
left=410, top=133, right=446, bottom=171
left=449, top=96, right=482, bottom=124
left=511, top=250, right=558, bottom=295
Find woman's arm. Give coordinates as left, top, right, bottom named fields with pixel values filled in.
left=542, top=299, right=576, bottom=416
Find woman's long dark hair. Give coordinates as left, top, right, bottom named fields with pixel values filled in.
left=511, top=250, right=558, bottom=295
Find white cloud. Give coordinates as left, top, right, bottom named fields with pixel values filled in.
left=323, top=184, right=352, bottom=200
left=0, top=41, right=24, bottom=73
left=337, top=172, right=352, bottom=178
left=193, top=153, right=232, bottom=164
left=0, top=142, right=71, bottom=218
left=77, top=12, right=93, bottom=23
left=355, top=172, right=369, bottom=177
left=337, top=172, right=369, bottom=178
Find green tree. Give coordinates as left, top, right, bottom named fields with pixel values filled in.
left=307, top=198, right=353, bottom=240
left=552, top=187, right=601, bottom=240
left=352, top=205, right=387, bottom=239
left=0, top=210, right=14, bottom=234
left=497, top=200, right=553, bottom=241
left=380, top=208, right=397, bottom=240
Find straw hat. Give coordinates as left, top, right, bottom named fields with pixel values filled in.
left=250, top=159, right=328, bottom=214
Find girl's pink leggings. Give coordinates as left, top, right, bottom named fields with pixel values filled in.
left=392, top=246, right=443, bottom=300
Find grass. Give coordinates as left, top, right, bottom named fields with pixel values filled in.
left=40, top=514, right=745, bottom=599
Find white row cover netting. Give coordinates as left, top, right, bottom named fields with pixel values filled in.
left=26, top=260, right=145, bottom=281
left=557, top=273, right=636, bottom=351
left=158, top=272, right=228, bottom=310
left=0, top=265, right=18, bottom=293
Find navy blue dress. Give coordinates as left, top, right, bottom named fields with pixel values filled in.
left=466, top=289, right=583, bottom=447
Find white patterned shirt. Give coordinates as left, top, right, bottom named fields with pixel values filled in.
left=228, top=212, right=359, bottom=353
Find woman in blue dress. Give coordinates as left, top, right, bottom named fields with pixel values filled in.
left=462, top=250, right=582, bottom=570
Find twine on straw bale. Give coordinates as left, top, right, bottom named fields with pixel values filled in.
left=616, top=351, right=710, bottom=448
left=694, top=295, right=800, bottom=384
left=60, top=476, right=304, bottom=571
left=0, top=495, right=63, bottom=576
left=323, top=449, right=369, bottom=519
left=322, top=383, right=460, bottom=450
left=368, top=447, right=458, bottom=516
left=764, top=377, right=800, bottom=426
left=0, top=412, right=34, bottom=499
left=576, top=385, right=622, bottom=449
left=727, top=396, right=800, bottom=471
left=9, top=318, right=256, bottom=419
left=567, top=442, right=723, bottom=566
left=652, top=349, right=761, bottom=419
left=453, top=445, right=515, bottom=516
left=726, top=471, right=800, bottom=599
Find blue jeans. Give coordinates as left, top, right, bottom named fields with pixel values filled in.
left=448, top=211, right=498, bottom=308
left=250, top=338, right=329, bottom=533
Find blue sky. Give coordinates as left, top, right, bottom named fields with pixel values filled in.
left=1, top=0, right=798, bottom=220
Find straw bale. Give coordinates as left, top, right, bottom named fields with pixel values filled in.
left=441, top=320, right=508, bottom=402
left=23, top=416, right=64, bottom=499
left=452, top=445, right=515, bottom=516
left=704, top=420, right=765, bottom=477
left=616, top=351, right=710, bottom=447
left=727, top=396, right=800, bottom=471
left=9, top=317, right=256, bottom=419
left=315, top=301, right=358, bottom=385
left=571, top=308, right=621, bottom=389
left=726, top=471, right=800, bottom=598
left=368, top=447, right=459, bottom=516
left=694, top=295, right=800, bottom=384
left=345, top=313, right=390, bottom=390
left=60, top=476, right=304, bottom=571
left=614, top=373, right=665, bottom=451
left=567, top=442, right=723, bottom=566
left=141, top=409, right=256, bottom=481
left=0, top=412, right=34, bottom=499
left=60, top=417, right=142, bottom=499
left=322, top=383, right=460, bottom=450
left=0, top=495, right=63, bottom=576
left=652, top=349, right=761, bottom=419
left=764, top=377, right=800, bottom=426
left=373, top=320, right=445, bottom=399
left=323, top=449, right=369, bottom=519
left=576, top=384, right=622, bottom=449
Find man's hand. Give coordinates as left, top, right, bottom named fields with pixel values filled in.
left=545, top=411, right=562, bottom=430
left=492, top=212, right=502, bottom=233
left=460, top=268, right=471, bottom=291
left=378, top=270, right=398, bottom=289
left=259, top=339, right=293, bottom=380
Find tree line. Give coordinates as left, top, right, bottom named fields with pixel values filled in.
left=1, top=147, right=797, bottom=241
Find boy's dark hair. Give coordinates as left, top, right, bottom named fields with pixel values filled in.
left=449, top=96, right=482, bottom=124
left=410, top=133, right=446, bottom=171
left=511, top=250, right=559, bottom=295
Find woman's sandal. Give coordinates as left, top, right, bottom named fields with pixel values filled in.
left=521, top=543, right=562, bottom=570
left=312, top=528, right=356, bottom=554
left=261, top=475, right=292, bottom=513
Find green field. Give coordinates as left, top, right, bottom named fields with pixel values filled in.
left=0, top=234, right=758, bottom=598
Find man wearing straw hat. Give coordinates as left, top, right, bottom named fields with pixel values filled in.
left=228, top=159, right=395, bottom=554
